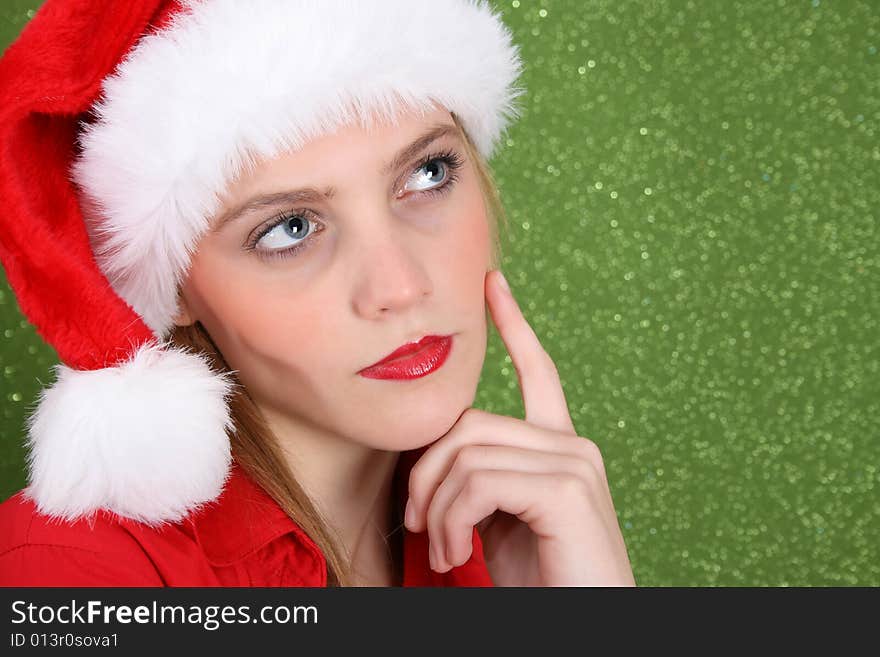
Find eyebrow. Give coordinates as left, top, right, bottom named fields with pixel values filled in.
left=212, top=123, right=461, bottom=233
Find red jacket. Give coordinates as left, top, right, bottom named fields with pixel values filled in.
left=0, top=449, right=494, bottom=587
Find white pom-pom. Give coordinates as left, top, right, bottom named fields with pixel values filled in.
left=21, top=341, right=238, bottom=527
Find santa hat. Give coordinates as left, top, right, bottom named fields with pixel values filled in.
left=0, top=0, right=525, bottom=527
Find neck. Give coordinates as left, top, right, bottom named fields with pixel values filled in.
left=258, top=403, right=402, bottom=583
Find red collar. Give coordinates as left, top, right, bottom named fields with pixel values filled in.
left=188, top=447, right=492, bottom=586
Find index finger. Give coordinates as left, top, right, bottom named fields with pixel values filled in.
left=485, top=269, right=575, bottom=434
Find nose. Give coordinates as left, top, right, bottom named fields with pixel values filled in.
left=350, top=214, right=433, bottom=320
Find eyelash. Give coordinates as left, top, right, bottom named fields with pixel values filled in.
left=245, top=148, right=464, bottom=263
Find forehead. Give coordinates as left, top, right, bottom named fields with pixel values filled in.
left=219, top=106, right=460, bottom=201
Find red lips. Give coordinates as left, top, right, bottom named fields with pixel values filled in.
left=358, top=334, right=454, bottom=380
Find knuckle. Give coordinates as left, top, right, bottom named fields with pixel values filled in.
left=575, top=460, right=601, bottom=488
left=524, top=345, right=557, bottom=376
left=454, top=444, right=486, bottom=472
left=459, top=407, right=485, bottom=429
left=559, top=472, right=590, bottom=499
left=541, top=348, right=560, bottom=372
left=576, top=437, right=604, bottom=462
left=517, top=352, right=550, bottom=380
left=462, top=469, right=488, bottom=500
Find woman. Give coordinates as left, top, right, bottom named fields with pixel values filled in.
left=0, top=0, right=635, bottom=587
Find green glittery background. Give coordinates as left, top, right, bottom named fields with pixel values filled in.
left=1, top=1, right=877, bottom=586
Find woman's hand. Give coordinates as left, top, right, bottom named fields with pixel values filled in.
left=402, top=269, right=636, bottom=586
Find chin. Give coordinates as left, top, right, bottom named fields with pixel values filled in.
left=367, top=392, right=476, bottom=453
left=353, top=334, right=484, bottom=450
left=394, top=397, right=473, bottom=451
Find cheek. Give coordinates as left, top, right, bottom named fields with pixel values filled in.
left=191, top=265, right=345, bottom=423
left=439, top=188, right=491, bottom=305
left=186, top=248, right=337, bottom=372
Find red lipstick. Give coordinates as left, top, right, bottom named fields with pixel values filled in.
left=358, top=334, right=453, bottom=380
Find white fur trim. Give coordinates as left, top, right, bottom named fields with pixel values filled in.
left=70, top=0, right=526, bottom=341
left=22, top=341, right=237, bottom=527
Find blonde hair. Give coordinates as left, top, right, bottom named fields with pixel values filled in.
left=169, top=112, right=510, bottom=586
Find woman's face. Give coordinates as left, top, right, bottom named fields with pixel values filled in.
left=174, top=106, right=492, bottom=451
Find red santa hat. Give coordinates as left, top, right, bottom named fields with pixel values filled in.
left=0, top=0, right=525, bottom=527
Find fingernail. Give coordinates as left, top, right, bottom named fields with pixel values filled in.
left=404, top=498, right=415, bottom=529
left=497, top=270, right=510, bottom=293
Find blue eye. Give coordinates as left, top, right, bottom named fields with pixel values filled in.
left=404, top=149, right=463, bottom=196
left=247, top=148, right=464, bottom=263
left=255, top=212, right=318, bottom=253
